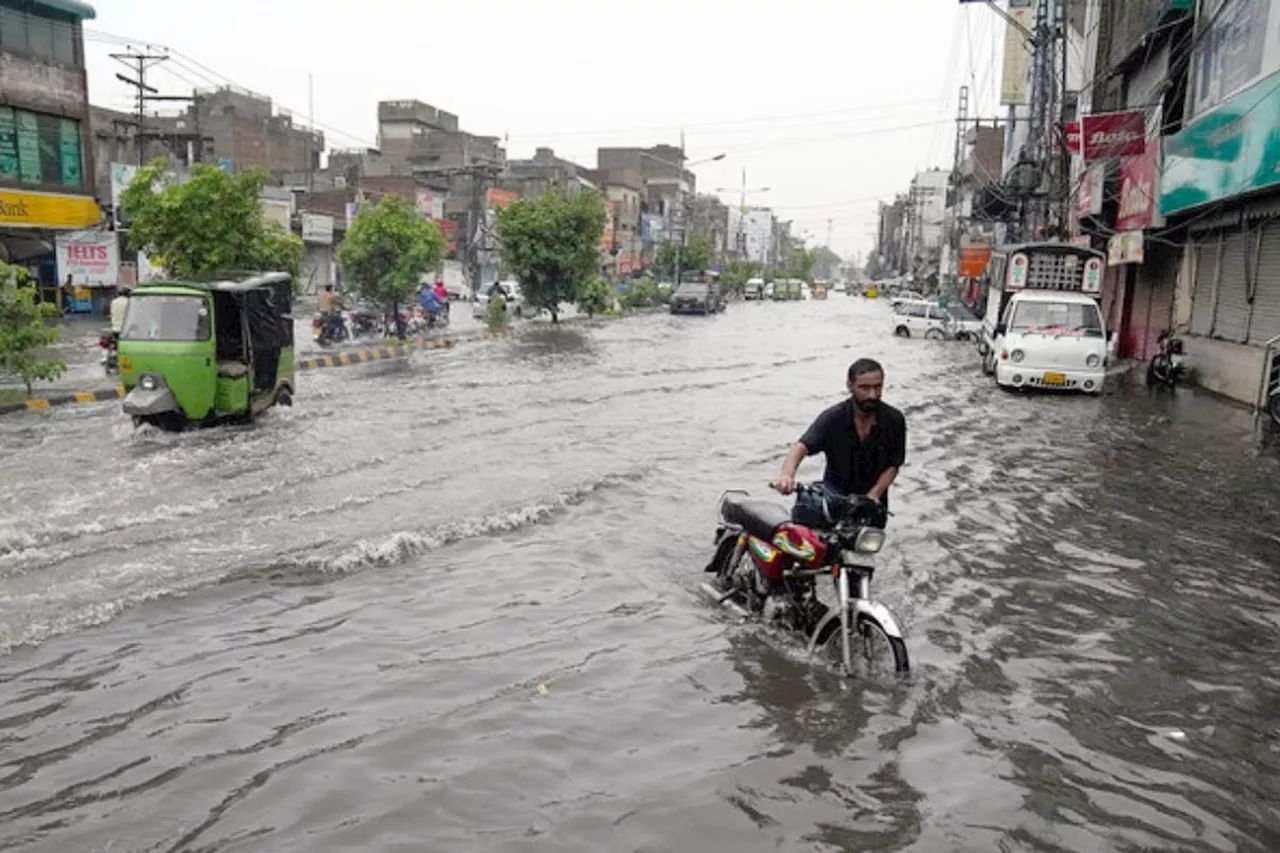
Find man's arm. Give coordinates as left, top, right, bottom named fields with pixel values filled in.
left=869, top=411, right=907, bottom=502
left=773, top=442, right=809, bottom=493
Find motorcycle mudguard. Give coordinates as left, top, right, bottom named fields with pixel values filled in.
left=705, top=529, right=740, bottom=574
left=805, top=599, right=906, bottom=654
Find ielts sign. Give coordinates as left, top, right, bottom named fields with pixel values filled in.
left=56, top=230, right=120, bottom=285
left=1081, top=111, right=1146, bottom=162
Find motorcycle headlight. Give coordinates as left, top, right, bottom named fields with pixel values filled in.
left=1086, top=354, right=1101, bottom=368
left=853, top=527, right=885, bottom=554
left=140, top=374, right=158, bottom=391
left=1011, top=349, right=1025, bottom=363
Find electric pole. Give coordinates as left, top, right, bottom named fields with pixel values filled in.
left=110, top=51, right=211, bottom=168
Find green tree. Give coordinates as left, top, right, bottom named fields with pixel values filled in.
left=719, top=258, right=760, bottom=295
left=788, top=246, right=818, bottom=282
left=338, top=194, right=448, bottom=336
left=0, top=261, right=65, bottom=396
left=495, top=189, right=607, bottom=323
left=655, top=234, right=713, bottom=281
left=577, top=275, right=612, bottom=317
left=121, top=159, right=302, bottom=281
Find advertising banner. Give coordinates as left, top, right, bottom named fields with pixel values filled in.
left=1081, top=111, right=1146, bottom=161
left=999, top=2, right=1036, bottom=105
left=1190, top=0, right=1279, bottom=119
left=56, top=229, right=119, bottom=285
left=1107, top=231, right=1145, bottom=266
left=301, top=213, right=334, bottom=245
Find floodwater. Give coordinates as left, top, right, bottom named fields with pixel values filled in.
left=1, top=296, right=1278, bottom=852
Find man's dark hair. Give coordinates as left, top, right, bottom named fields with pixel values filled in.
left=848, top=358, right=885, bottom=381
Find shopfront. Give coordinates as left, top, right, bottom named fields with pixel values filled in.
left=0, top=186, right=102, bottom=305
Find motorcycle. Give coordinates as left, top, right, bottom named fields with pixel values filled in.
left=98, top=330, right=118, bottom=374
left=349, top=306, right=382, bottom=339
left=1146, top=329, right=1187, bottom=388
left=312, top=311, right=349, bottom=347
left=701, top=483, right=910, bottom=676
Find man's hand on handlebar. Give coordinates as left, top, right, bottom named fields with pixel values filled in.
left=770, top=475, right=797, bottom=495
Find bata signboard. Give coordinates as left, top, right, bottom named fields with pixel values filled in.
left=1081, top=111, right=1146, bottom=162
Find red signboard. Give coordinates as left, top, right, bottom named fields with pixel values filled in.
left=1081, top=111, right=1146, bottom=162
left=1115, top=139, right=1160, bottom=232
left=958, top=247, right=993, bottom=278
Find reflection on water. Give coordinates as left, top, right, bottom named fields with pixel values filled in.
left=1, top=298, right=1279, bottom=851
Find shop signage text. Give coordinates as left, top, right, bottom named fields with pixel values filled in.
left=0, top=189, right=100, bottom=229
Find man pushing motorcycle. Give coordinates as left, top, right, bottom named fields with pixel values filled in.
left=772, top=358, right=906, bottom=514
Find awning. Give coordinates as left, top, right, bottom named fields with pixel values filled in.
left=31, top=0, right=96, bottom=19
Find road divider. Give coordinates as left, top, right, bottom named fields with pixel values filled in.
left=0, top=386, right=124, bottom=416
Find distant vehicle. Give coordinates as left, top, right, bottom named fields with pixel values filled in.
left=979, top=242, right=1109, bottom=395
left=744, top=277, right=765, bottom=300
left=890, top=290, right=924, bottom=309
left=946, top=303, right=983, bottom=341
left=670, top=281, right=717, bottom=315
left=892, top=299, right=951, bottom=339
left=772, top=280, right=803, bottom=301
left=473, top=280, right=527, bottom=319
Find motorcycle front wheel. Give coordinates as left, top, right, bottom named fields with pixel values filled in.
left=816, top=611, right=909, bottom=676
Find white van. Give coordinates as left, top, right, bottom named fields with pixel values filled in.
left=990, top=291, right=1108, bottom=394
left=892, top=299, right=951, bottom=339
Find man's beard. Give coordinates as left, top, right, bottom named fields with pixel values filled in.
left=854, top=397, right=880, bottom=414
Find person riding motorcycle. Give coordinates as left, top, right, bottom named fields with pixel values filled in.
left=432, top=279, right=450, bottom=310
left=418, top=286, right=447, bottom=325
left=772, top=358, right=907, bottom=512
left=109, top=287, right=131, bottom=339
left=317, top=285, right=347, bottom=341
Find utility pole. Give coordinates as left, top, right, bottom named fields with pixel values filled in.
left=825, top=218, right=833, bottom=251
left=308, top=72, right=315, bottom=198
left=111, top=51, right=211, bottom=169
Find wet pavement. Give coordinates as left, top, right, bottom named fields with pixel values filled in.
left=1, top=296, right=1279, bottom=852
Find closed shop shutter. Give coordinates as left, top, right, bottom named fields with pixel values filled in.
left=1145, top=272, right=1175, bottom=359
left=1101, top=265, right=1124, bottom=331
left=1213, top=230, right=1251, bottom=341
left=1190, top=238, right=1218, bottom=336
left=1249, top=221, right=1280, bottom=345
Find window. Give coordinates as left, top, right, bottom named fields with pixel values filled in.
left=0, top=107, right=82, bottom=187
left=0, top=2, right=79, bottom=66
left=1009, top=302, right=1103, bottom=337
left=122, top=295, right=212, bottom=343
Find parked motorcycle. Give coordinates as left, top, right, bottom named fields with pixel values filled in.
left=312, top=311, right=349, bottom=347
left=701, top=483, right=910, bottom=676
left=98, top=330, right=118, bottom=374
left=1146, top=329, right=1187, bottom=388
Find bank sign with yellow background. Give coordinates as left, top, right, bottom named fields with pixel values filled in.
left=0, top=188, right=100, bottom=229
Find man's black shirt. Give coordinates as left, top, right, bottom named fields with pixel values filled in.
left=798, top=401, right=907, bottom=511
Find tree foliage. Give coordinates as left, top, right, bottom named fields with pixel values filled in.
left=338, top=194, right=447, bottom=316
left=495, top=189, right=607, bottom=323
left=719, top=258, right=760, bottom=295
left=655, top=234, right=713, bottom=281
left=0, top=261, right=65, bottom=396
left=483, top=293, right=509, bottom=332
left=577, top=276, right=612, bottom=317
left=121, top=159, right=303, bottom=281
left=788, top=246, right=818, bottom=282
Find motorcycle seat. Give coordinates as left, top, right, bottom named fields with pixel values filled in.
left=721, top=495, right=791, bottom=541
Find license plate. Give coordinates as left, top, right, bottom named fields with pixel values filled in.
left=118, top=354, right=132, bottom=372
left=1043, top=372, right=1066, bottom=386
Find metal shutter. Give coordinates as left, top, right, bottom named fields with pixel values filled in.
left=1249, top=221, right=1280, bottom=345
left=1213, top=230, right=1251, bottom=340
left=1190, top=238, right=1218, bottom=336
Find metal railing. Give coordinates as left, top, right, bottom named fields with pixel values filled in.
left=1254, top=333, right=1280, bottom=439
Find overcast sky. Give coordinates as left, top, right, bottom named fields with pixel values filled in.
left=84, top=0, right=1006, bottom=260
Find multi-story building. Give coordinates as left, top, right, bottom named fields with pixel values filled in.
left=0, top=0, right=101, bottom=295
left=1156, top=0, right=1280, bottom=408
left=904, top=169, right=950, bottom=280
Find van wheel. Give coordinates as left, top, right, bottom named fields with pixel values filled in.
left=895, top=326, right=910, bottom=338
left=925, top=328, right=945, bottom=341
left=982, top=351, right=996, bottom=376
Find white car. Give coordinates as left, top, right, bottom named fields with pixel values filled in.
left=946, top=303, right=984, bottom=341
left=473, top=280, right=528, bottom=319
left=891, top=299, right=951, bottom=339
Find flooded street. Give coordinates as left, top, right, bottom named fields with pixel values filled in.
left=1, top=296, right=1278, bottom=852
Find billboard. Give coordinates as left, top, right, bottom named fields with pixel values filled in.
left=1000, top=2, right=1035, bottom=105
left=1080, top=111, right=1146, bottom=161
left=1190, top=0, right=1280, bottom=119
left=56, top=229, right=119, bottom=286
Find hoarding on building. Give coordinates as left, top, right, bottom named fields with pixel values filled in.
left=1190, top=0, right=1279, bottom=119
left=1107, top=231, right=1144, bottom=266
left=301, top=213, right=334, bottom=245
left=415, top=190, right=444, bottom=220
left=486, top=188, right=518, bottom=209
left=55, top=229, right=119, bottom=285
left=1162, top=69, right=1280, bottom=215
left=1081, top=111, right=1146, bottom=162
left=1000, top=2, right=1035, bottom=105
left=0, top=188, right=99, bottom=229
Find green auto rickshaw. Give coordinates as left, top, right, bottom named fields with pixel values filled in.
left=119, top=272, right=296, bottom=431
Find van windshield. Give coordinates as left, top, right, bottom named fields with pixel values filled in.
left=121, top=294, right=211, bottom=342
left=1009, top=301, right=1103, bottom=337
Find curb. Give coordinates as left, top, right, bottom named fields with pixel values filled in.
left=0, top=386, right=124, bottom=416
left=0, top=328, right=519, bottom=417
